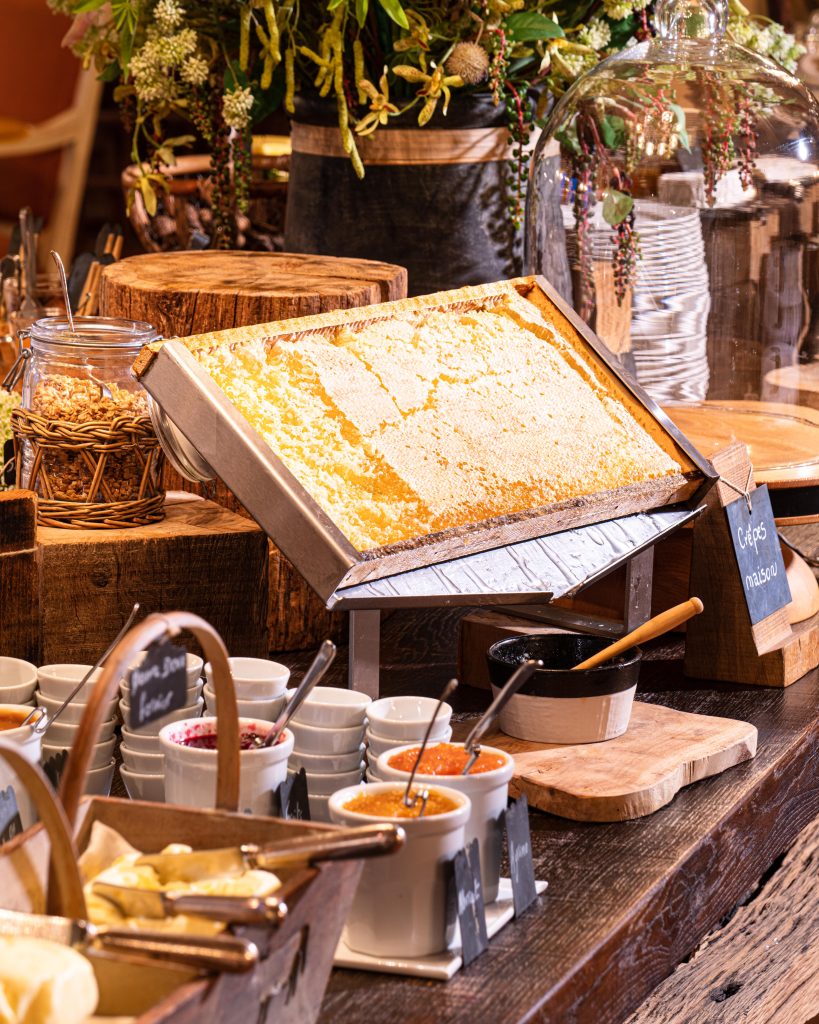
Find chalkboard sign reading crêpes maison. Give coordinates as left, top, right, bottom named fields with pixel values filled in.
left=725, top=485, right=791, bottom=626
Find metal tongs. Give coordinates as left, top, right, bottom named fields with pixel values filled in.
left=22, top=603, right=140, bottom=734
left=461, top=658, right=542, bottom=775
left=402, top=678, right=459, bottom=818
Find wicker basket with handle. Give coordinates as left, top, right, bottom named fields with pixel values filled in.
left=0, top=611, right=363, bottom=1023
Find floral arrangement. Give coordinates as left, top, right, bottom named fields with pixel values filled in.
left=50, top=0, right=803, bottom=245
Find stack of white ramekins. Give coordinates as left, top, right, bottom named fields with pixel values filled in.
left=119, top=652, right=204, bottom=802
left=36, top=664, right=119, bottom=795
left=287, top=687, right=371, bottom=822
left=203, top=657, right=290, bottom=722
left=365, top=696, right=453, bottom=780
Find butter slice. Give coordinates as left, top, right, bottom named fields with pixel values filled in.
left=0, top=937, right=98, bottom=1024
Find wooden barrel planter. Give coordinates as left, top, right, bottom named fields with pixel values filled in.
left=284, top=95, right=522, bottom=296
left=100, top=251, right=408, bottom=652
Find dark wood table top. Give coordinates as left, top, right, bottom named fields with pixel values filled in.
left=300, top=607, right=819, bottom=1024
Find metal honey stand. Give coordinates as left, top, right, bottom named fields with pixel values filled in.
left=134, top=277, right=717, bottom=694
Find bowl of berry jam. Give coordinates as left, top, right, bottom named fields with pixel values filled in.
left=159, top=717, right=293, bottom=814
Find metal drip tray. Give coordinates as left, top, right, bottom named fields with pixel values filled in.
left=329, top=507, right=701, bottom=609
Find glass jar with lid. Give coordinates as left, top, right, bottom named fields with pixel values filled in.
left=525, top=0, right=819, bottom=514
left=3, top=316, right=165, bottom=527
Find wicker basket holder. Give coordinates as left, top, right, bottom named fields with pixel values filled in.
left=0, top=611, right=362, bottom=1023
left=11, top=406, right=165, bottom=529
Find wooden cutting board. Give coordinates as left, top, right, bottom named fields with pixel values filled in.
left=480, top=702, right=757, bottom=822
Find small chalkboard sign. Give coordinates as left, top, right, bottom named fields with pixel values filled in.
left=42, top=749, right=69, bottom=791
left=273, top=768, right=311, bottom=821
left=452, top=839, right=488, bottom=966
left=725, top=484, right=791, bottom=626
left=505, top=795, right=538, bottom=917
left=129, top=640, right=188, bottom=731
left=2, top=439, right=14, bottom=487
left=0, top=786, right=23, bottom=844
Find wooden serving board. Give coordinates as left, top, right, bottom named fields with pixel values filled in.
left=479, top=702, right=757, bottom=822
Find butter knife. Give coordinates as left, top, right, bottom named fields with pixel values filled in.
left=137, top=822, right=405, bottom=884
left=92, top=883, right=287, bottom=926
left=0, top=908, right=258, bottom=973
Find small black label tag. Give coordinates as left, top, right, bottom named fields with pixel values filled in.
left=506, top=795, right=538, bottom=917
left=725, top=485, right=791, bottom=626
left=42, top=749, right=69, bottom=791
left=453, top=838, right=488, bottom=966
left=273, top=767, right=311, bottom=821
left=128, top=640, right=188, bottom=730
left=3, top=438, right=15, bottom=486
left=0, top=785, right=23, bottom=844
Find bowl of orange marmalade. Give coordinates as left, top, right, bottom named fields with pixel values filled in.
left=329, top=782, right=470, bottom=959
left=376, top=742, right=513, bottom=904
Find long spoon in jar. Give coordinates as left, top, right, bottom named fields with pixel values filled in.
left=258, top=639, right=337, bottom=748
left=461, top=658, right=542, bottom=776
left=23, top=603, right=141, bottom=734
left=402, top=677, right=459, bottom=817
left=50, top=249, right=112, bottom=399
left=50, top=250, right=75, bottom=333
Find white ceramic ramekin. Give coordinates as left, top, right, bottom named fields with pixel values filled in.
left=329, top=781, right=470, bottom=958
left=202, top=683, right=287, bottom=723
left=289, top=744, right=365, bottom=774
left=376, top=742, right=514, bottom=904
left=289, top=719, right=366, bottom=754
left=42, top=735, right=115, bottom=771
left=205, top=657, right=289, bottom=699
left=366, top=696, right=453, bottom=741
left=159, top=717, right=293, bottom=815
left=0, top=657, right=38, bottom=704
left=366, top=725, right=452, bottom=758
left=290, top=686, right=371, bottom=729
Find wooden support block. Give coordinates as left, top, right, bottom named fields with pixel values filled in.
left=685, top=443, right=819, bottom=686
left=0, top=490, right=39, bottom=662
left=36, top=497, right=269, bottom=663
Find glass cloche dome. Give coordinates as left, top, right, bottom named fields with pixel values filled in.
left=525, top=0, right=819, bottom=511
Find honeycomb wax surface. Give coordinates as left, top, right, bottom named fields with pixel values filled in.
left=189, top=292, right=683, bottom=551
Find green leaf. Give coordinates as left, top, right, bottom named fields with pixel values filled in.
left=327, top=0, right=345, bottom=8
left=555, top=127, right=581, bottom=157
left=138, top=175, right=158, bottom=217
left=98, top=61, right=122, bottom=83
left=355, top=0, right=369, bottom=25
left=600, top=114, right=625, bottom=150
left=377, top=0, right=409, bottom=30
left=506, top=12, right=564, bottom=42
left=668, top=101, right=691, bottom=152
left=602, top=189, right=633, bottom=226
left=73, top=0, right=108, bottom=12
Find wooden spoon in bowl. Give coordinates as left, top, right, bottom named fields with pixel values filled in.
left=572, top=597, right=704, bottom=672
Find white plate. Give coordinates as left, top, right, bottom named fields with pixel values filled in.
left=333, top=878, right=547, bottom=979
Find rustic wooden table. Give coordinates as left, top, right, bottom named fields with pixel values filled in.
left=288, top=591, right=819, bottom=1024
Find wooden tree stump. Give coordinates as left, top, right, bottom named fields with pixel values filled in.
left=99, top=251, right=408, bottom=337
left=100, top=251, right=408, bottom=653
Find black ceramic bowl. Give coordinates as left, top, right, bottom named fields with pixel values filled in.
left=485, top=634, right=642, bottom=743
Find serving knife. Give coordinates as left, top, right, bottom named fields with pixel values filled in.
left=92, top=882, right=288, bottom=927
left=0, top=908, right=258, bottom=973
left=137, top=822, right=405, bottom=884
